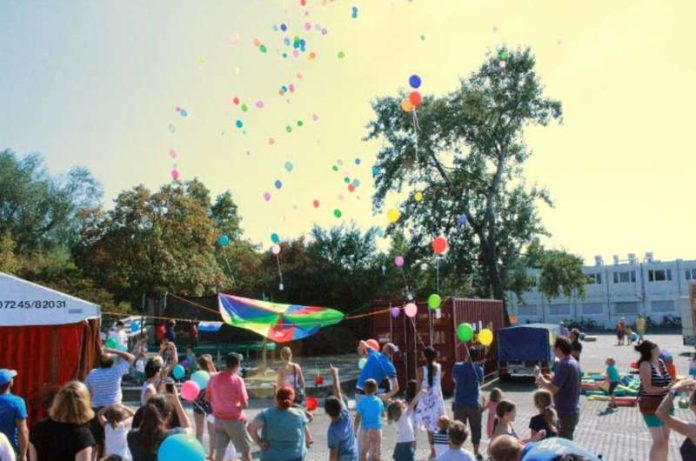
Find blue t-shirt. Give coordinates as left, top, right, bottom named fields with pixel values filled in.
left=606, top=365, right=620, bottom=383
left=522, top=437, right=601, bottom=461
left=356, top=349, right=396, bottom=390
left=356, top=395, right=384, bottom=430
left=255, top=407, right=308, bottom=461
left=452, top=362, right=483, bottom=407
left=327, top=407, right=357, bottom=461
left=551, top=357, right=581, bottom=418
left=0, top=393, right=28, bottom=452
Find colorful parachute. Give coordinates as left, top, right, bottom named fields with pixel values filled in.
left=217, top=294, right=345, bottom=342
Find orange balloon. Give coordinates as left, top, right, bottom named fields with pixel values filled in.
left=432, top=236, right=448, bottom=254
left=366, top=339, right=380, bottom=351
left=409, top=91, right=422, bottom=107
left=401, top=98, right=414, bottom=113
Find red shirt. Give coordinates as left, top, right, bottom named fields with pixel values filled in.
left=207, top=371, right=248, bottom=421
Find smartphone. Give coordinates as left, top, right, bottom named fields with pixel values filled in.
left=166, top=382, right=175, bottom=393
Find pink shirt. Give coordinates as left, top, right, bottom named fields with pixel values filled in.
left=207, top=371, right=248, bottom=421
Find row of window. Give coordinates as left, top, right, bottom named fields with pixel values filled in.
left=582, top=268, right=694, bottom=285
left=517, top=300, right=675, bottom=315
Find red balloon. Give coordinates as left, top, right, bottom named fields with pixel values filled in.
left=409, top=91, right=422, bottom=107
left=366, top=339, right=380, bottom=351
left=432, top=236, right=448, bottom=254
left=313, top=199, right=320, bottom=208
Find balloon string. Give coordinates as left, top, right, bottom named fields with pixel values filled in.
left=436, top=256, right=440, bottom=293
left=275, top=254, right=284, bottom=290
left=222, top=253, right=236, bottom=284
left=412, top=109, right=419, bottom=163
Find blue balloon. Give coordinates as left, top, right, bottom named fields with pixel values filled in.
left=218, top=235, right=229, bottom=247
left=191, top=370, right=211, bottom=390
left=172, top=364, right=185, bottom=380
left=130, top=321, right=140, bottom=332
left=408, top=74, right=422, bottom=89
left=270, top=233, right=280, bottom=244
left=372, top=167, right=381, bottom=177
left=458, top=214, right=468, bottom=225
left=158, top=433, right=206, bottom=461
left=274, top=179, right=283, bottom=189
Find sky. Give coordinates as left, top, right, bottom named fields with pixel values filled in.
left=1, top=0, right=695, bottom=264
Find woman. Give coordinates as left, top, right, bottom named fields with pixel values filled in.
left=29, top=381, right=96, bottom=461
left=636, top=340, right=673, bottom=461
left=248, top=387, right=310, bottom=461
left=127, top=388, right=191, bottom=461
left=193, top=354, right=217, bottom=460
left=140, top=357, right=164, bottom=406
left=414, top=347, right=445, bottom=460
left=276, top=347, right=306, bottom=406
left=656, top=378, right=696, bottom=460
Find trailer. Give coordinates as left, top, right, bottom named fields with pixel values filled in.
left=497, top=323, right=559, bottom=379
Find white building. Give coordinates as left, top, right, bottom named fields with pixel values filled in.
left=507, top=253, right=695, bottom=328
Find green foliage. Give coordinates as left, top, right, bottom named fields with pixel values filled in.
left=537, top=249, right=587, bottom=301
left=0, top=232, right=20, bottom=274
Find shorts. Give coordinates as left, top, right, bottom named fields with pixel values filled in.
left=608, top=382, right=618, bottom=396
left=643, top=408, right=674, bottom=428
left=214, top=418, right=252, bottom=460
left=393, top=441, right=415, bottom=461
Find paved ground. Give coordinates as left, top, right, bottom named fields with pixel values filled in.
left=162, top=333, right=696, bottom=460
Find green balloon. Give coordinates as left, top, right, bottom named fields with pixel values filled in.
left=457, top=323, right=474, bottom=342
left=105, top=337, right=118, bottom=349
left=498, top=50, right=510, bottom=61
left=428, top=294, right=442, bottom=309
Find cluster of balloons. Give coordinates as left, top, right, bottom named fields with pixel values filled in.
left=180, top=370, right=210, bottom=401
left=456, top=323, right=494, bottom=346
left=401, top=74, right=423, bottom=113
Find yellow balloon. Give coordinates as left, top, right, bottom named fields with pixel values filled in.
left=479, top=328, right=494, bottom=346
left=387, top=208, right=400, bottom=223
left=401, top=98, right=414, bottom=113
left=414, top=191, right=423, bottom=202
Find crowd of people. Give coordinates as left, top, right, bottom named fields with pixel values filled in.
left=2, top=320, right=696, bottom=461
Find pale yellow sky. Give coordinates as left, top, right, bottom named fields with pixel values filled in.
left=1, top=0, right=695, bottom=263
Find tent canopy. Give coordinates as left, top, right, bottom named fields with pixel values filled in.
left=0, top=272, right=100, bottom=326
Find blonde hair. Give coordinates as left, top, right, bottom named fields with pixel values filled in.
left=533, top=389, right=557, bottom=432
left=489, top=387, right=504, bottom=403
left=437, top=414, right=451, bottom=430
left=49, top=381, right=94, bottom=424
left=280, top=346, right=292, bottom=361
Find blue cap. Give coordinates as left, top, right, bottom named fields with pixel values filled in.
left=0, top=369, right=17, bottom=386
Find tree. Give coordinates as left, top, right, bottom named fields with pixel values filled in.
left=536, top=249, right=587, bottom=302
left=0, top=233, right=20, bottom=274
left=367, top=47, right=562, bottom=313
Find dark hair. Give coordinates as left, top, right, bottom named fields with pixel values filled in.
left=387, top=400, right=403, bottom=423
left=324, top=396, right=342, bottom=418
left=136, top=395, right=173, bottom=455
left=144, top=358, right=162, bottom=379
left=423, top=347, right=438, bottom=389
left=551, top=455, right=590, bottom=461
left=570, top=328, right=580, bottom=338
left=496, top=399, right=516, bottom=419
left=405, top=379, right=418, bottom=403
left=364, top=379, right=378, bottom=395
left=99, top=353, right=115, bottom=368
left=0, top=383, right=10, bottom=394
left=225, top=352, right=241, bottom=369
left=116, top=321, right=125, bottom=328
left=554, top=336, right=572, bottom=356
left=635, top=340, right=658, bottom=366
left=276, top=386, right=295, bottom=410
left=447, top=421, right=468, bottom=446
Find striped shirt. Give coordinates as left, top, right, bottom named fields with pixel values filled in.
left=86, top=360, right=130, bottom=407
left=433, top=429, right=449, bottom=457
left=638, top=359, right=672, bottom=398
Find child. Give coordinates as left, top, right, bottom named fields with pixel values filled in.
left=386, top=389, right=425, bottom=461
left=405, top=379, right=419, bottom=406
left=485, top=387, right=504, bottom=439
left=490, top=400, right=518, bottom=443
left=432, top=415, right=451, bottom=458
left=98, top=404, right=135, bottom=461
left=326, top=366, right=358, bottom=461
left=605, top=357, right=620, bottom=409
left=435, top=421, right=476, bottom=461
left=185, top=347, right=198, bottom=373
left=529, top=390, right=558, bottom=438
left=625, top=326, right=634, bottom=345
left=355, top=379, right=384, bottom=461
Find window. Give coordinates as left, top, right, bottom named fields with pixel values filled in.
left=649, top=269, right=672, bottom=282
left=613, top=271, right=636, bottom=283
left=614, top=302, right=638, bottom=314
left=518, top=305, right=538, bottom=315
left=652, top=301, right=675, bottom=312
left=582, top=303, right=603, bottom=315
left=685, top=269, right=696, bottom=280
left=585, top=273, right=602, bottom=285
left=549, top=304, right=570, bottom=316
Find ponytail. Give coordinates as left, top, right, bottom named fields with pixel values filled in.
left=137, top=395, right=172, bottom=454
left=423, top=347, right=437, bottom=389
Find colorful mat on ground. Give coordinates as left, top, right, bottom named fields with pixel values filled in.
left=217, top=294, right=344, bottom=342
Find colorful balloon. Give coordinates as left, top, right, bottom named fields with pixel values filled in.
left=394, top=256, right=405, bottom=267
left=366, top=339, right=380, bottom=351
left=428, top=294, right=442, bottom=309
left=404, top=303, right=418, bottom=318
left=432, top=236, right=448, bottom=254
left=181, top=380, right=200, bottom=401
left=271, top=244, right=281, bottom=255
left=313, top=199, right=320, bottom=208
left=401, top=98, right=414, bottom=113
left=479, top=328, right=494, bottom=346
left=274, top=180, right=283, bottom=189
left=457, top=323, right=474, bottom=342
left=263, top=192, right=272, bottom=201
left=409, top=74, right=422, bottom=89
left=333, top=209, right=342, bottom=218
left=409, top=91, right=422, bottom=107
left=414, top=191, right=423, bottom=202
left=387, top=208, right=400, bottom=223
left=172, top=364, right=185, bottom=380
left=171, top=169, right=179, bottom=181
left=390, top=307, right=401, bottom=318
left=219, top=235, right=229, bottom=247
left=105, top=337, right=117, bottom=349
left=284, top=161, right=294, bottom=172
left=235, top=120, right=243, bottom=128
left=130, top=321, right=140, bottom=332
left=191, top=370, right=210, bottom=390
left=271, top=233, right=280, bottom=244
left=458, top=214, right=468, bottom=225
left=158, top=434, right=205, bottom=461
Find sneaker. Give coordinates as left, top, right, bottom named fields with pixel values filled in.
left=475, top=454, right=484, bottom=461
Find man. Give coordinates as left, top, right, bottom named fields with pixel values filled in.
left=536, top=336, right=581, bottom=440
left=0, top=369, right=27, bottom=461
left=355, top=340, right=399, bottom=402
left=85, top=346, right=135, bottom=455
left=451, top=344, right=484, bottom=460
left=616, top=317, right=626, bottom=346
left=207, top=352, right=252, bottom=461
left=636, top=314, right=646, bottom=343
left=569, top=329, right=583, bottom=362
left=558, top=321, right=569, bottom=338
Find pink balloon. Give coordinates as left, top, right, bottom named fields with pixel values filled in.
left=404, top=303, right=418, bottom=318
left=169, top=149, right=177, bottom=159
left=263, top=192, right=272, bottom=201
left=171, top=169, right=179, bottom=181
left=181, top=380, right=200, bottom=401
left=395, top=256, right=404, bottom=267
left=312, top=113, right=319, bottom=122
left=256, top=100, right=264, bottom=108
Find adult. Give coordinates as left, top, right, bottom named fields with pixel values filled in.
left=0, top=369, right=27, bottom=461
left=656, top=378, right=696, bottom=460
left=378, top=344, right=399, bottom=394
left=616, top=317, right=626, bottom=346
left=276, top=347, right=306, bottom=406
left=569, top=329, right=582, bottom=362
left=248, top=387, right=309, bottom=461
left=325, top=366, right=357, bottom=461
left=159, top=338, right=178, bottom=373
left=140, top=357, right=164, bottom=406
left=165, top=321, right=176, bottom=342
left=636, top=314, right=647, bottom=343
left=206, top=353, right=252, bottom=461
left=536, top=337, right=581, bottom=440
left=558, top=322, right=569, bottom=338
left=29, top=381, right=96, bottom=461
left=127, top=392, right=191, bottom=461
left=636, top=340, right=672, bottom=461
left=85, top=347, right=135, bottom=456
left=414, top=347, right=446, bottom=460
left=155, top=324, right=166, bottom=345
left=193, top=355, right=217, bottom=459
left=355, top=341, right=399, bottom=402
left=189, top=322, right=199, bottom=348
left=451, top=344, right=484, bottom=460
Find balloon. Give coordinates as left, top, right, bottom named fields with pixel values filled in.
left=358, top=358, right=367, bottom=370
left=284, top=161, right=294, bottom=172
left=218, top=235, right=229, bottom=247
left=170, top=365, right=185, bottom=380
left=171, top=169, right=179, bottom=181
left=457, top=323, right=474, bottom=342
left=390, top=307, right=401, bottom=318
left=409, top=91, right=422, bottom=107
left=181, top=359, right=190, bottom=369
left=313, top=199, right=320, bottom=208
left=428, top=294, right=442, bottom=309
left=348, top=184, right=356, bottom=193
left=235, top=120, right=243, bottom=128
left=263, top=192, right=272, bottom=201
left=414, top=191, right=423, bottom=202
left=105, top=337, right=117, bottom=349
left=394, top=256, right=405, bottom=267
left=366, top=339, right=380, bottom=351
left=510, top=315, right=518, bottom=325
left=337, top=51, right=345, bottom=59
left=271, top=233, right=280, bottom=244
left=181, top=380, right=200, bottom=401
left=306, top=396, right=318, bottom=411
left=479, top=328, right=494, bottom=346
left=432, top=236, right=448, bottom=254
left=408, top=74, right=422, bottom=89
left=333, top=209, right=342, bottom=218
left=631, top=332, right=638, bottom=342
left=271, top=244, right=281, bottom=255
left=255, top=100, right=264, bottom=109
left=233, top=97, right=240, bottom=105
left=191, top=371, right=211, bottom=390
left=130, top=321, right=140, bottom=332
left=387, top=208, right=400, bottom=223
left=401, top=98, right=414, bottom=113
left=404, top=303, right=418, bottom=318
left=158, top=433, right=205, bottom=461
left=458, top=214, right=468, bottom=225
left=498, top=50, right=510, bottom=60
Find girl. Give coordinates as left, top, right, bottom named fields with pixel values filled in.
left=528, top=390, right=558, bottom=439
left=193, top=354, right=216, bottom=460
left=414, top=347, right=446, bottom=460
left=386, top=390, right=424, bottom=461
left=485, top=388, right=504, bottom=439
left=636, top=340, right=672, bottom=461
left=99, top=405, right=135, bottom=461
left=489, top=400, right=545, bottom=452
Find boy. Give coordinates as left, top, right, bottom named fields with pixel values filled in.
left=605, top=357, right=620, bottom=409
left=326, top=366, right=358, bottom=461
left=354, top=379, right=383, bottom=461
left=436, top=421, right=475, bottom=461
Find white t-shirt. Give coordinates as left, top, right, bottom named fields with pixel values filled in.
left=436, top=448, right=476, bottom=461
left=105, top=419, right=133, bottom=461
left=0, top=432, right=15, bottom=461
left=109, top=330, right=129, bottom=348
left=396, top=410, right=415, bottom=443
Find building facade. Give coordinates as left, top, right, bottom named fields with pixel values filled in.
left=507, top=253, right=695, bottom=328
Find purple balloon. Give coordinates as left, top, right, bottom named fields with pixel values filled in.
left=390, top=307, right=401, bottom=318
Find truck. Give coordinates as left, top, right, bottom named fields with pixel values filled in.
left=497, top=323, right=559, bottom=379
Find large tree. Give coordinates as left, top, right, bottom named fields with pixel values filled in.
left=367, top=47, right=584, bottom=311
